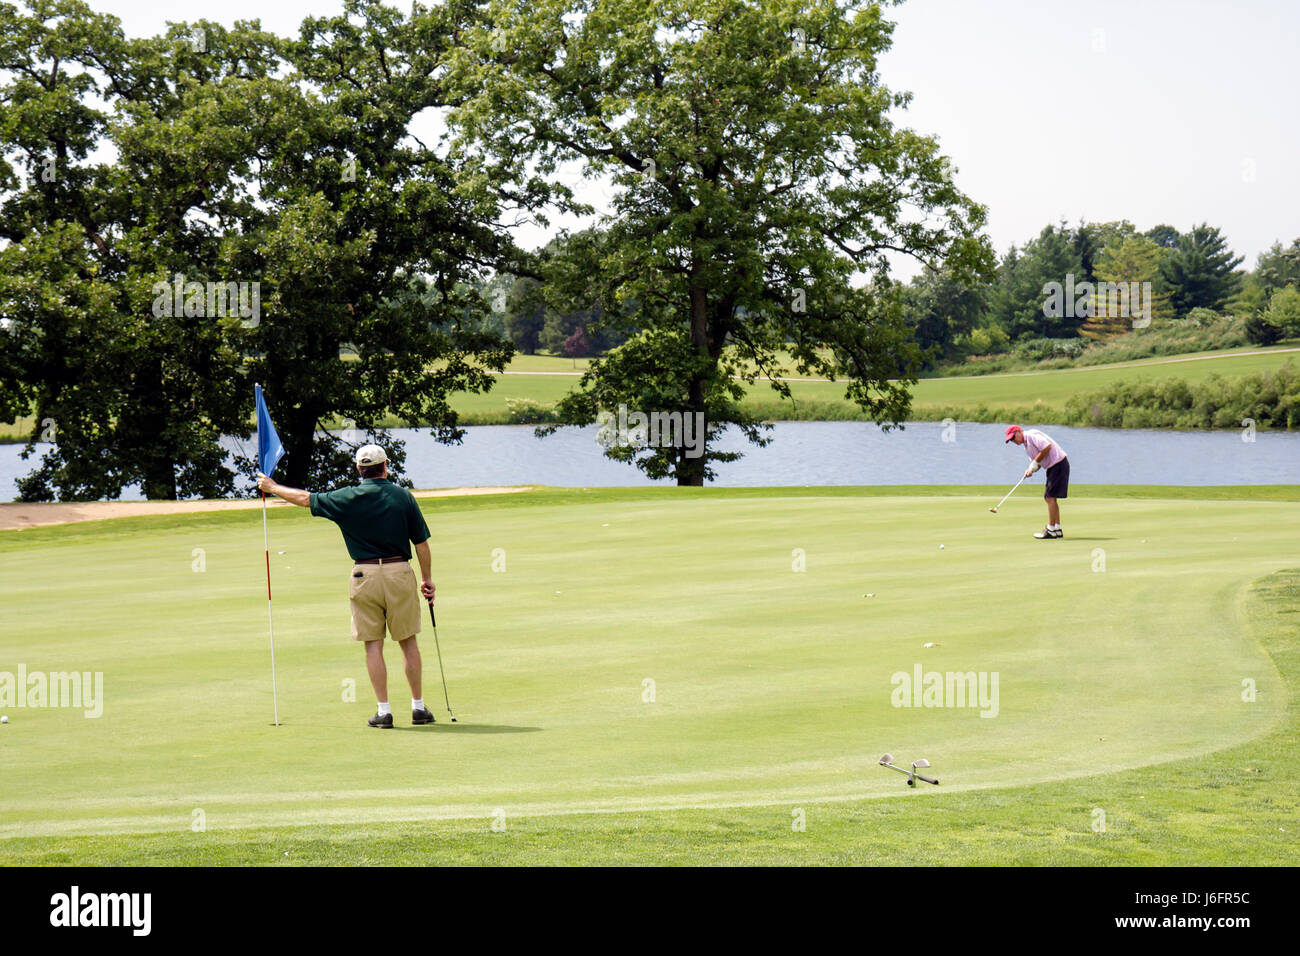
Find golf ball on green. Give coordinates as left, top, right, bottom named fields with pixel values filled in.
left=1, top=715, right=7, bottom=724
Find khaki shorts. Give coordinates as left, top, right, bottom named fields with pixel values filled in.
left=348, top=560, right=422, bottom=643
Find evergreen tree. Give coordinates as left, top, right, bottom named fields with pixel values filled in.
left=1159, top=223, right=1243, bottom=316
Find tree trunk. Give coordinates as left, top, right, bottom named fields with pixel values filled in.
left=135, top=360, right=178, bottom=500
left=678, top=284, right=711, bottom=486
left=281, top=405, right=321, bottom=491
left=140, top=458, right=177, bottom=500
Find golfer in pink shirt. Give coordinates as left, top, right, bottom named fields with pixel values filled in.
left=1004, top=425, right=1069, bottom=538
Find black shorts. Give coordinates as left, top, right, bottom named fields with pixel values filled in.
left=1044, top=457, right=1069, bottom=499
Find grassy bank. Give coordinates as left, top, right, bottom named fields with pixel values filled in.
left=445, top=350, right=1300, bottom=428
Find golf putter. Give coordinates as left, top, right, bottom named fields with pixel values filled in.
left=427, top=601, right=457, bottom=722
left=990, top=473, right=1028, bottom=513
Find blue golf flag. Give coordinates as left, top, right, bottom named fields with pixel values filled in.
left=255, top=383, right=285, bottom=477
left=255, top=383, right=284, bottom=726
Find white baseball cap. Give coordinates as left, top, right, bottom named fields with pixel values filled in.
left=355, top=444, right=388, bottom=466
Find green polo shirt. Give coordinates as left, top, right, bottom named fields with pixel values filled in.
left=309, top=478, right=431, bottom=561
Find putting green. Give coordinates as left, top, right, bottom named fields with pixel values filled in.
left=0, top=487, right=1291, bottom=848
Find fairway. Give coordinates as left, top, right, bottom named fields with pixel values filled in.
left=8, top=348, right=1294, bottom=442
left=440, top=348, right=1300, bottom=424
left=0, top=487, right=1294, bottom=864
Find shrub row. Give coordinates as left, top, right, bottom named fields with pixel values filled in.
left=1064, top=361, right=1299, bottom=430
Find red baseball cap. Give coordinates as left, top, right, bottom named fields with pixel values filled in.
left=1004, top=425, right=1022, bottom=443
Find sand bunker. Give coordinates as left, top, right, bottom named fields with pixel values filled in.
left=0, top=486, right=534, bottom=531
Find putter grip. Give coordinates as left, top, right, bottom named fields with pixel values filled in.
left=428, top=602, right=436, bottom=627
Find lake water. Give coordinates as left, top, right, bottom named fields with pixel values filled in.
left=2, top=421, right=1296, bottom=501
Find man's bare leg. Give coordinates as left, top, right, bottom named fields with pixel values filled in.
left=399, top=636, right=423, bottom=700
left=1046, top=496, right=1060, bottom=526
left=365, top=638, right=388, bottom=703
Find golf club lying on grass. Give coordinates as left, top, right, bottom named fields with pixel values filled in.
left=427, top=601, right=457, bottom=722
left=879, top=753, right=939, bottom=786
left=989, top=473, right=1029, bottom=513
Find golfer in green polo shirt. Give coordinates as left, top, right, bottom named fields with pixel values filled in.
left=257, top=444, right=437, bottom=729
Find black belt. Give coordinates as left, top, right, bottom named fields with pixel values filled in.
left=354, top=555, right=407, bottom=564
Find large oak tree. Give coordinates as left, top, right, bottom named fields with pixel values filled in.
left=450, top=0, right=992, bottom=484
left=1, top=0, right=519, bottom=499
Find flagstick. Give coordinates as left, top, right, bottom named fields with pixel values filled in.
left=262, top=490, right=280, bottom=726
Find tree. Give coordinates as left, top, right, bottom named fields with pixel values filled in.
left=1079, top=235, right=1172, bottom=340
left=460, top=275, right=509, bottom=340
left=503, top=277, right=546, bottom=353
left=1264, top=286, right=1300, bottom=337
left=900, top=265, right=989, bottom=367
left=988, top=224, right=1084, bottom=340
left=1236, top=237, right=1300, bottom=333
left=0, top=5, right=265, bottom=500
left=1246, top=286, right=1300, bottom=345
left=562, top=325, right=589, bottom=366
left=1, top=0, right=520, bottom=498
left=541, top=307, right=588, bottom=354
left=1254, top=239, right=1300, bottom=296
left=1145, top=224, right=1181, bottom=250
left=1072, top=220, right=1135, bottom=283
left=1159, top=223, right=1244, bottom=316
left=451, top=0, right=991, bottom=484
left=240, top=0, right=519, bottom=492
left=0, top=316, right=27, bottom=426
left=514, top=228, right=633, bottom=355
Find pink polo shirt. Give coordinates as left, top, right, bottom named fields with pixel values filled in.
left=1022, top=428, right=1066, bottom=468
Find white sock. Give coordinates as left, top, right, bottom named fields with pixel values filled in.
left=1051, top=523, right=1061, bottom=530
left=377, top=701, right=391, bottom=716
left=412, top=698, right=425, bottom=711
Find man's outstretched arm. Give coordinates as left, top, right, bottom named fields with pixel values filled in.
left=257, top=472, right=310, bottom=508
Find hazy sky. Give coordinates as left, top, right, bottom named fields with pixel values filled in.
left=91, top=0, right=1300, bottom=275
left=882, top=0, right=1299, bottom=273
